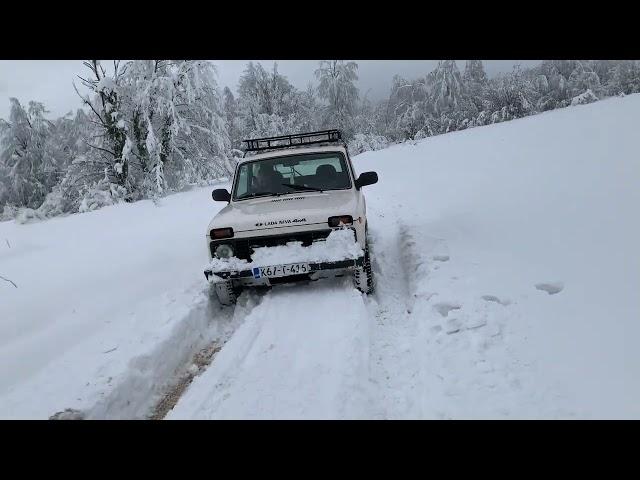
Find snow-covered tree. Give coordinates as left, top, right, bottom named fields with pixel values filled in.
left=425, top=60, right=466, bottom=115
left=463, top=60, right=488, bottom=86
left=118, top=60, right=232, bottom=194
left=463, top=60, right=488, bottom=113
left=315, top=60, right=359, bottom=138
left=0, top=99, right=60, bottom=209
left=567, top=61, right=602, bottom=98
left=385, top=75, right=429, bottom=139
left=167, top=61, right=234, bottom=183
left=65, top=60, right=232, bottom=206
left=237, top=62, right=298, bottom=134
left=286, top=83, right=321, bottom=133
left=72, top=60, right=130, bottom=197
left=235, top=61, right=317, bottom=142
left=223, top=87, right=242, bottom=149
left=484, top=66, right=537, bottom=122
left=606, top=60, right=640, bottom=95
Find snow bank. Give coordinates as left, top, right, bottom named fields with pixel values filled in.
left=207, top=228, right=363, bottom=275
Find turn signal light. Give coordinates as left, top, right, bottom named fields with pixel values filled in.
left=328, top=215, right=353, bottom=227
left=210, top=227, right=234, bottom=239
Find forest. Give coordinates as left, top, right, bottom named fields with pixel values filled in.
left=1, top=59, right=639, bottom=221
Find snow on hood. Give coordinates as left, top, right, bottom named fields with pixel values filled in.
left=207, top=228, right=363, bottom=274
left=208, top=190, right=358, bottom=233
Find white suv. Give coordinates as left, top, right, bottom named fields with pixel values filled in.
left=204, top=130, right=378, bottom=305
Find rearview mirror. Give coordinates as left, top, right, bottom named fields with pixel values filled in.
left=355, top=171, right=378, bottom=189
left=212, top=188, right=231, bottom=202
left=282, top=158, right=300, bottom=167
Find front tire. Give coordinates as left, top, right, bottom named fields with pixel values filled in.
left=353, top=244, right=374, bottom=294
left=213, top=280, right=239, bottom=305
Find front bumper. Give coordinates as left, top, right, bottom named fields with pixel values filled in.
left=204, top=256, right=364, bottom=286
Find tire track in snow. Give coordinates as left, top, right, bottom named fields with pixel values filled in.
left=166, top=280, right=374, bottom=419
left=46, top=287, right=260, bottom=420
left=364, top=209, right=425, bottom=419
left=150, top=341, right=222, bottom=420
left=142, top=289, right=266, bottom=420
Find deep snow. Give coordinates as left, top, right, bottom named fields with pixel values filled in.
left=359, top=95, right=640, bottom=418
left=2, top=94, right=639, bottom=419
left=0, top=185, right=235, bottom=419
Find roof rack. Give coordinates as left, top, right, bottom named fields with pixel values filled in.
left=242, top=130, right=344, bottom=153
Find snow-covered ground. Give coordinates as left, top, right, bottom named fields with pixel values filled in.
left=0, top=185, right=237, bottom=419
left=2, top=95, right=639, bottom=419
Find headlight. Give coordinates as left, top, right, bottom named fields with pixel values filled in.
left=214, top=244, right=234, bottom=259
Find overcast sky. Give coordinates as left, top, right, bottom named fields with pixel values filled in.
left=0, top=60, right=542, bottom=120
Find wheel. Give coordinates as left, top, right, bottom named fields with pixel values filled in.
left=213, top=280, right=239, bottom=305
left=353, top=243, right=374, bottom=294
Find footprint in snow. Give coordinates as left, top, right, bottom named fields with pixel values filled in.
left=433, top=302, right=462, bottom=317
left=481, top=295, right=511, bottom=306
left=445, top=318, right=462, bottom=334
left=414, top=292, right=437, bottom=301
left=535, top=282, right=564, bottom=295
left=465, top=318, right=488, bottom=330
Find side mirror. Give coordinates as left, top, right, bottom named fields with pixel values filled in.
left=212, top=188, right=231, bottom=202
left=355, top=171, right=378, bottom=189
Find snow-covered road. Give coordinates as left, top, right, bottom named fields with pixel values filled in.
left=168, top=282, right=373, bottom=419
left=2, top=95, right=640, bottom=419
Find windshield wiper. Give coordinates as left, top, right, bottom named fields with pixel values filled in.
left=238, top=191, right=283, bottom=199
left=282, top=183, right=324, bottom=192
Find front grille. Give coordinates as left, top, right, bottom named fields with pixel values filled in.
left=210, top=229, right=333, bottom=262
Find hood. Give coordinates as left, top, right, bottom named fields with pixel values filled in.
left=208, top=190, right=358, bottom=234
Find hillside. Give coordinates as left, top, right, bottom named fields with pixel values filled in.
left=2, top=94, right=639, bottom=419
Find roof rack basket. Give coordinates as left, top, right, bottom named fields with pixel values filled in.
left=242, top=129, right=344, bottom=153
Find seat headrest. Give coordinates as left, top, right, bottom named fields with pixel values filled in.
left=316, top=164, right=337, bottom=177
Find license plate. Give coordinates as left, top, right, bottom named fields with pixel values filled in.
left=252, top=263, right=310, bottom=279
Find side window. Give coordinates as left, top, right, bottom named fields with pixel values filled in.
left=236, top=166, right=249, bottom=197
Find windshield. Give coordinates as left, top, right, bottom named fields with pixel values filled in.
left=233, top=152, right=352, bottom=200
